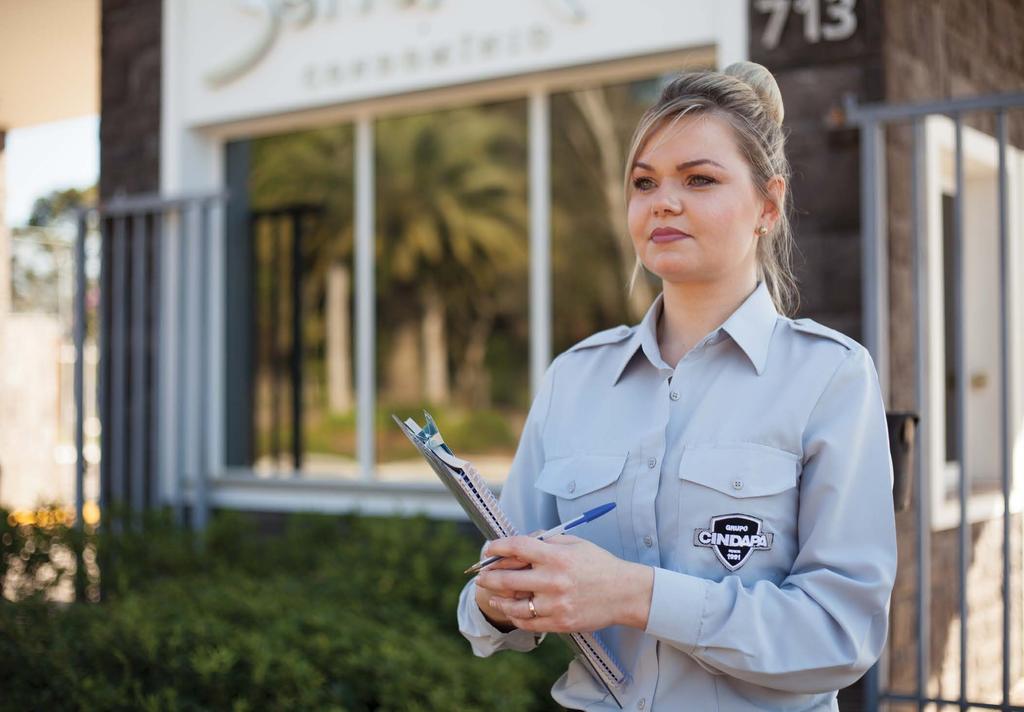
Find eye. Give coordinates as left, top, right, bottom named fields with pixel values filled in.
left=631, top=176, right=655, bottom=191
left=688, top=175, right=717, bottom=186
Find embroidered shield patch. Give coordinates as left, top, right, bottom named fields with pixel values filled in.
left=694, top=514, right=774, bottom=571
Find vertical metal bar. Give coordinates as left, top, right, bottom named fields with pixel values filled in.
left=192, top=200, right=210, bottom=532
left=247, top=214, right=258, bottom=468
left=98, top=215, right=110, bottom=524
left=149, top=211, right=163, bottom=510
left=529, top=88, right=551, bottom=394
left=864, top=664, right=880, bottom=711
left=952, top=112, right=968, bottom=712
left=996, top=109, right=1011, bottom=712
left=207, top=196, right=226, bottom=481
left=290, top=209, right=303, bottom=471
left=111, top=216, right=128, bottom=529
left=857, top=117, right=889, bottom=712
left=860, top=120, right=890, bottom=405
left=130, top=212, right=148, bottom=520
left=176, top=208, right=190, bottom=525
left=74, top=209, right=87, bottom=530
left=355, top=115, right=375, bottom=481
left=270, top=215, right=281, bottom=465
left=912, top=116, right=932, bottom=712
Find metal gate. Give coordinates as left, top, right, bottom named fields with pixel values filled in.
left=845, top=91, right=1024, bottom=710
left=71, top=192, right=227, bottom=536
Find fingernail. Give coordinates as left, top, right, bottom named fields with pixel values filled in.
left=489, top=598, right=498, bottom=609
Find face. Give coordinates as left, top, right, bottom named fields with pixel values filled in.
left=627, top=112, right=780, bottom=288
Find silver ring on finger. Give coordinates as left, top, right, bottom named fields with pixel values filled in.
left=528, top=596, right=539, bottom=618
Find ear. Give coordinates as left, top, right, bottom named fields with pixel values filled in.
left=758, top=175, right=786, bottom=231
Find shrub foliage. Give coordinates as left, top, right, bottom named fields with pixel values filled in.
left=0, top=508, right=572, bottom=711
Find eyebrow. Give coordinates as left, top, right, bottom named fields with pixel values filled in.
left=631, top=158, right=726, bottom=172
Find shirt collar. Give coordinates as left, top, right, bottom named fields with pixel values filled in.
left=611, top=280, right=779, bottom=385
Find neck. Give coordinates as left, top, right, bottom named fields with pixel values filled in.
left=657, top=271, right=758, bottom=366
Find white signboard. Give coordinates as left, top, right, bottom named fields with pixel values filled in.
left=176, top=0, right=721, bottom=126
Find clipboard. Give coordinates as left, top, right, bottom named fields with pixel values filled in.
left=393, top=411, right=631, bottom=709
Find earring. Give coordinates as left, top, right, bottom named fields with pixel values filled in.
left=756, top=225, right=768, bottom=235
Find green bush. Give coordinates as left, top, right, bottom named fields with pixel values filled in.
left=0, top=508, right=572, bottom=711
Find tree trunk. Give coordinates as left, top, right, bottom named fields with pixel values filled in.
left=325, top=262, right=352, bottom=413
left=386, top=318, right=421, bottom=403
left=457, top=311, right=494, bottom=410
left=571, top=88, right=655, bottom=320
left=421, top=284, right=449, bottom=404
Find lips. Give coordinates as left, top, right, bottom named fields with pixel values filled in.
left=650, top=227, right=692, bottom=243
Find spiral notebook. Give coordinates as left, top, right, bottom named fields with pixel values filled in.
left=392, top=411, right=630, bottom=709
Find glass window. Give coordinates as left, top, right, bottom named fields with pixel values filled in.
left=225, top=125, right=357, bottom=478
left=374, top=100, right=530, bottom=484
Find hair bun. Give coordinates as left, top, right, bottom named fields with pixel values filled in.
left=723, top=61, right=784, bottom=126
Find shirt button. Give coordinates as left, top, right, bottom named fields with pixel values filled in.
left=732, top=479, right=743, bottom=490
left=647, top=457, right=657, bottom=469
left=643, top=535, right=654, bottom=548
left=669, top=390, right=680, bottom=401
left=637, top=699, right=646, bottom=710
left=567, top=480, right=576, bottom=494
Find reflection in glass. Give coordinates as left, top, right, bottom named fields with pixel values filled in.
left=245, top=125, right=357, bottom=477
left=550, top=73, right=686, bottom=355
left=375, top=101, right=530, bottom=483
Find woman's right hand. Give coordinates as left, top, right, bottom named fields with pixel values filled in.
left=473, top=547, right=534, bottom=631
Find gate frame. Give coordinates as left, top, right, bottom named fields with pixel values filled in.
left=843, top=90, right=1024, bottom=712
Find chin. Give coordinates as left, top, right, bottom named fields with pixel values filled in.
left=643, top=254, right=702, bottom=283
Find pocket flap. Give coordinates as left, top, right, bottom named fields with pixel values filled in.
left=535, top=453, right=628, bottom=500
left=678, top=445, right=798, bottom=498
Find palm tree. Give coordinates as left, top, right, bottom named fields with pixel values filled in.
left=375, top=102, right=529, bottom=409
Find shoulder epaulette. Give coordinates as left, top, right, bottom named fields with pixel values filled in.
left=789, top=318, right=857, bottom=351
left=567, top=324, right=635, bottom=352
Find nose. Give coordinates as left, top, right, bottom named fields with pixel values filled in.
left=652, top=187, right=682, bottom=216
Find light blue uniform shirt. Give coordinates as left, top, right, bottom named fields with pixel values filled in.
left=457, top=280, right=898, bottom=712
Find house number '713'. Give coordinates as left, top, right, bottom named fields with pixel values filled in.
left=755, top=0, right=858, bottom=49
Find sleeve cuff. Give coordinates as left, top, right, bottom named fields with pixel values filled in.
left=643, top=567, right=709, bottom=654
left=458, top=580, right=544, bottom=655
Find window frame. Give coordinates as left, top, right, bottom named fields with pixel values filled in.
left=922, top=115, right=1024, bottom=531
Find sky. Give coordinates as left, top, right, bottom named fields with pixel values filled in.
left=4, top=114, right=99, bottom=227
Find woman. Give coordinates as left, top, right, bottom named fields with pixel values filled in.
left=456, top=61, right=897, bottom=712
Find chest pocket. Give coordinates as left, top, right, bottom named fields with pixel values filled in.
left=678, top=444, right=800, bottom=579
left=535, top=453, right=628, bottom=555
left=678, top=444, right=799, bottom=498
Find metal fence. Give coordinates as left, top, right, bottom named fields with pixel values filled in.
left=73, top=192, right=227, bottom=536
left=846, top=91, right=1024, bottom=711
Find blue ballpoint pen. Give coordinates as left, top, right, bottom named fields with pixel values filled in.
left=464, top=502, right=617, bottom=574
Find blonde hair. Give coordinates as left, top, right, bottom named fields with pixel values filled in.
left=624, top=61, right=799, bottom=316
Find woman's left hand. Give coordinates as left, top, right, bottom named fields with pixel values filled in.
left=475, top=534, right=654, bottom=633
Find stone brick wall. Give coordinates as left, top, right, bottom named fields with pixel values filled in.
left=100, top=0, right=161, bottom=200
left=750, top=0, right=885, bottom=339
left=883, top=0, right=1024, bottom=705
left=888, top=513, right=1024, bottom=702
